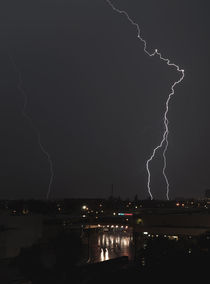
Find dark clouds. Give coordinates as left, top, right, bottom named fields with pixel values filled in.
left=0, top=0, right=209, bottom=199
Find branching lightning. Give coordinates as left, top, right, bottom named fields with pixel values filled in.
left=106, top=0, right=185, bottom=200
left=10, top=56, right=54, bottom=200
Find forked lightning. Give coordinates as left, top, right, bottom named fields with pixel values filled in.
left=105, top=0, right=185, bottom=200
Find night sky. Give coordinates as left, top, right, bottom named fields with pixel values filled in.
left=0, top=0, right=210, bottom=200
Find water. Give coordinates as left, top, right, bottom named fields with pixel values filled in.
left=87, top=230, right=134, bottom=263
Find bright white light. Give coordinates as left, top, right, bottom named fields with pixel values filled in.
left=106, top=0, right=185, bottom=201
left=143, top=232, right=148, bottom=235
left=105, top=248, right=109, bottom=261
left=100, top=248, right=104, bottom=262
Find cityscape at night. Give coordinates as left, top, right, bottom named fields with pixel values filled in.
left=1, top=0, right=210, bottom=283
left=1, top=195, right=210, bottom=282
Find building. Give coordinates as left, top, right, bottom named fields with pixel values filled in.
left=134, top=208, right=210, bottom=237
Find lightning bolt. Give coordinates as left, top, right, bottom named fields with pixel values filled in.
left=9, top=55, right=54, bottom=200
left=105, top=0, right=185, bottom=200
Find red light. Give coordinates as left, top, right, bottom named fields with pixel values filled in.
left=118, top=213, right=133, bottom=216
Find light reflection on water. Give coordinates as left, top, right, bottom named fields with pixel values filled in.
left=90, top=231, right=133, bottom=263
left=100, top=248, right=109, bottom=261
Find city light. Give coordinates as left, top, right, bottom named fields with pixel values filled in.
left=168, top=235, right=179, bottom=241
left=137, top=218, right=143, bottom=224
left=118, top=213, right=133, bottom=216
